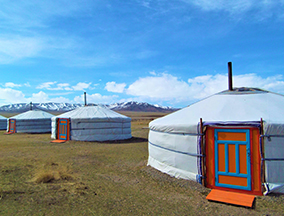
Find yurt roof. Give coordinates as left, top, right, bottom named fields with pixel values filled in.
left=0, top=114, right=7, bottom=119
left=10, top=110, right=54, bottom=119
left=150, top=88, right=284, bottom=134
left=53, top=105, right=131, bottom=121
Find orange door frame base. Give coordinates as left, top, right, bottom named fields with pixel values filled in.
left=205, top=126, right=262, bottom=196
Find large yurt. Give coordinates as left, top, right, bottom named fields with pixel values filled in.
left=148, top=86, right=284, bottom=195
left=0, top=114, right=7, bottom=130
left=7, top=110, right=55, bottom=133
left=51, top=105, right=132, bottom=142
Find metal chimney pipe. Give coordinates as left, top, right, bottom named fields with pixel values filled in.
left=30, top=102, right=32, bottom=110
left=228, top=62, right=233, bottom=91
left=84, top=92, right=87, bottom=106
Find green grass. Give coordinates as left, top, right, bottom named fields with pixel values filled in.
left=0, top=115, right=283, bottom=215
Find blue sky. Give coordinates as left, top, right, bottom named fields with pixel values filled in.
left=1, top=0, right=284, bottom=108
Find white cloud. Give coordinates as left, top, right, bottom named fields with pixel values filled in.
left=4, top=82, right=22, bottom=88
left=24, top=82, right=31, bottom=87
left=28, top=91, right=72, bottom=103
left=0, top=36, right=44, bottom=64
left=57, top=83, right=72, bottom=91
left=105, top=81, right=126, bottom=93
left=3, top=82, right=31, bottom=88
left=29, top=91, right=49, bottom=103
left=37, top=81, right=57, bottom=90
left=74, top=93, right=119, bottom=104
left=48, top=96, right=72, bottom=103
left=0, top=1, right=93, bottom=29
left=1, top=73, right=284, bottom=107
left=0, top=87, right=26, bottom=104
left=72, top=82, right=92, bottom=91
left=182, top=0, right=284, bottom=19
left=37, top=82, right=92, bottom=91
left=0, top=88, right=74, bottom=105
left=126, top=72, right=284, bottom=104
left=126, top=73, right=192, bottom=102
left=187, top=0, right=254, bottom=12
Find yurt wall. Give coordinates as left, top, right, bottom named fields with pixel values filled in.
left=0, top=115, right=7, bottom=130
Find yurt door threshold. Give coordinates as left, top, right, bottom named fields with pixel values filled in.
left=206, top=189, right=255, bottom=207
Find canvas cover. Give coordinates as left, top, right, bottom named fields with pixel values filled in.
left=7, top=110, right=54, bottom=133
left=148, top=89, right=284, bottom=194
left=51, top=105, right=132, bottom=141
left=0, top=115, right=7, bottom=130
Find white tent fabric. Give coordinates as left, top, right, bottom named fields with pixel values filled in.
left=0, top=114, right=7, bottom=130
left=148, top=89, right=284, bottom=194
left=7, top=110, right=54, bottom=133
left=51, top=105, right=132, bottom=141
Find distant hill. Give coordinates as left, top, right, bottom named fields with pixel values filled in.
left=0, top=101, right=179, bottom=113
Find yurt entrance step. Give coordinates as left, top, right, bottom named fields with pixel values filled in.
left=206, top=189, right=255, bottom=207
left=51, top=139, right=67, bottom=143
left=4, top=132, right=15, bottom=135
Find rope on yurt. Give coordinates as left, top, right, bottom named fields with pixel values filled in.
left=262, top=158, right=284, bottom=161
left=149, top=128, right=203, bottom=136
left=69, top=118, right=71, bottom=140
left=197, top=118, right=205, bottom=186
left=148, top=141, right=204, bottom=157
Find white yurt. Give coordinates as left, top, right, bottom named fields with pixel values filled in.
left=148, top=87, right=284, bottom=195
left=7, top=110, right=54, bottom=133
left=0, top=114, right=7, bottom=130
left=51, top=105, right=132, bottom=142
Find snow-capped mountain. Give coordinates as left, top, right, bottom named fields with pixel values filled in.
left=108, top=101, right=177, bottom=112
left=0, top=103, right=84, bottom=113
left=0, top=101, right=178, bottom=113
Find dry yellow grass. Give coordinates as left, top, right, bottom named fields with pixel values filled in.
left=0, top=112, right=283, bottom=216
left=32, top=163, right=74, bottom=183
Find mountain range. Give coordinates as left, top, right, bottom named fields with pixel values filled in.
left=0, top=101, right=179, bottom=113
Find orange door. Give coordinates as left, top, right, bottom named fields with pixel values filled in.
left=9, top=119, right=16, bottom=133
left=205, top=127, right=262, bottom=195
left=57, top=118, right=70, bottom=140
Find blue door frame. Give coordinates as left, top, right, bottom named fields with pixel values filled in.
left=214, top=129, right=252, bottom=191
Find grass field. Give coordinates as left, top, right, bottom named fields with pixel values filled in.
left=0, top=112, right=283, bottom=215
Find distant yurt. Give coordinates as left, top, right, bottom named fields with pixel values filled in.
left=0, top=114, right=7, bottom=130
left=7, top=110, right=54, bottom=133
left=51, top=105, right=132, bottom=142
left=148, top=65, right=284, bottom=195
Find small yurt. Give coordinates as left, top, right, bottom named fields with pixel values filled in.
left=7, top=110, right=54, bottom=133
left=0, top=114, right=7, bottom=130
left=148, top=65, right=284, bottom=195
left=51, top=105, right=132, bottom=142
